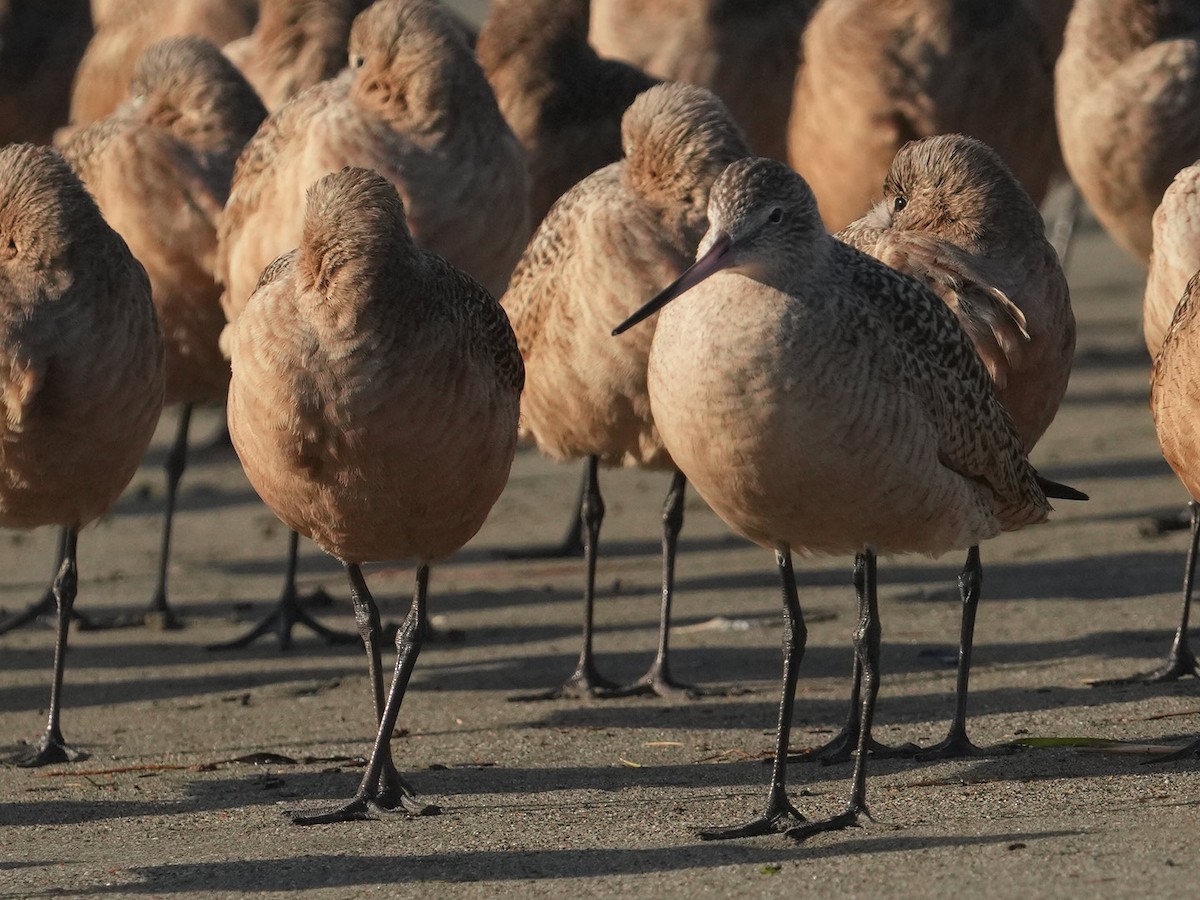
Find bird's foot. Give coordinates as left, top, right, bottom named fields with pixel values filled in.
left=697, top=796, right=805, bottom=841
left=508, top=664, right=621, bottom=701
left=783, top=802, right=869, bottom=843
left=791, top=731, right=917, bottom=765
left=207, top=589, right=358, bottom=652
left=289, top=781, right=440, bottom=825
left=915, top=729, right=1009, bottom=761
left=603, top=663, right=699, bottom=700
left=1090, top=651, right=1200, bottom=687
left=13, top=733, right=89, bottom=768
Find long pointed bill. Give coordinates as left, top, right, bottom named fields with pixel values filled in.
left=611, top=233, right=735, bottom=336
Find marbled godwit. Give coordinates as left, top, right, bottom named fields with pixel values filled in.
left=589, top=0, right=810, bottom=161
left=1148, top=272, right=1200, bottom=759
left=478, top=0, right=658, bottom=227
left=0, top=144, right=164, bottom=765
left=1056, top=0, right=1200, bottom=263
left=226, top=166, right=522, bottom=824
left=56, top=37, right=266, bottom=629
left=1099, top=164, right=1200, bottom=687
left=0, top=0, right=92, bottom=145
left=505, top=83, right=748, bottom=699
left=837, top=133, right=1076, bottom=758
left=789, top=0, right=1071, bottom=231
left=215, top=0, right=528, bottom=649
left=69, top=0, right=257, bottom=127
left=613, top=157, right=1083, bottom=840
left=223, top=0, right=373, bottom=112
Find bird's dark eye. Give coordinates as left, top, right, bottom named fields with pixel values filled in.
left=768, top=207, right=783, bottom=224
left=351, top=54, right=365, bottom=69
left=893, top=195, right=907, bottom=212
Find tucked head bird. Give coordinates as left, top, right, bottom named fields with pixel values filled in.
left=504, top=82, right=749, bottom=700
left=68, top=0, right=258, bottom=128
left=226, top=167, right=522, bottom=824
left=216, top=0, right=529, bottom=649
left=223, top=0, right=374, bottom=111
left=589, top=0, right=812, bottom=162
left=56, top=36, right=266, bottom=630
left=834, top=133, right=1076, bottom=760
left=1056, top=0, right=1200, bottom=263
left=477, top=0, right=659, bottom=227
left=614, top=157, right=1082, bottom=841
left=789, top=0, right=1071, bottom=231
left=0, top=143, right=164, bottom=765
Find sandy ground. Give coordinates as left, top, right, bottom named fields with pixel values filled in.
left=3, top=6, right=1200, bottom=896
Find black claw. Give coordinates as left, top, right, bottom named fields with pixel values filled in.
left=914, top=732, right=1006, bottom=761
left=509, top=664, right=622, bottom=702
left=13, top=735, right=89, bottom=768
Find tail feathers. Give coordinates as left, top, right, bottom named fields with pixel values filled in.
left=1037, top=475, right=1089, bottom=502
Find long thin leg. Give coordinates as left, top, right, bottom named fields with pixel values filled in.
left=144, top=403, right=192, bottom=630
left=917, top=545, right=993, bottom=759
left=698, top=548, right=806, bottom=840
left=612, top=470, right=697, bottom=698
left=1097, top=500, right=1200, bottom=685
left=206, top=531, right=358, bottom=651
left=795, top=555, right=915, bottom=763
left=514, top=455, right=619, bottom=700
left=786, top=547, right=880, bottom=842
left=0, top=528, right=96, bottom=635
left=290, top=564, right=439, bottom=825
left=497, top=461, right=586, bottom=560
left=1046, top=177, right=1082, bottom=269
left=17, top=528, right=88, bottom=767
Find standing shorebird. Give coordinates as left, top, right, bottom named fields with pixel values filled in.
left=589, top=0, right=811, bottom=162
left=69, top=0, right=257, bottom=128
left=613, top=157, right=1081, bottom=840
left=504, top=83, right=748, bottom=699
left=1056, top=0, right=1200, bottom=264
left=478, top=0, right=658, bottom=227
left=223, top=0, right=373, bottom=112
left=57, top=37, right=266, bottom=629
left=1103, top=163, right=1200, bottom=686
left=790, top=0, right=1071, bottom=231
left=0, top=143, right=164, bottom=766
left=226, top=166, right=522, bottom=824
left=836, top=134, right=1076, bottom=759
left=216, top=0, right=529, bottom=649
left=1149, top=272, right=1200, bottom=760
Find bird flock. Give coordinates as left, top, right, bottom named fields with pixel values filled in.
left=0, top=0, right=1197, bottom=842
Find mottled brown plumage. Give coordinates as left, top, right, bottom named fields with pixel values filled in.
left=219, top=0, right=528, bottom=323
left=1057, top=0, right=1200, bottom=263
left=790, top=0, right=1070, bottom=231
left=228, top=167, right=521, bottom=822
left=64, top=36, right=266, bottom=407
left=1145, top=163, right=1200, bottom=357
left=224, top=0, right=372, bottom=111
left=504, top=83, right=749, bottom=699
left=840, top=134, right=1075, bottom=452
left=0, top=143, right=164, bottom=764
left=507, top=83, right=748, bottom=470
left=590, top=0, right=810, bottom=161
left=478, top=0, right=658, bottom=225
left=0, top=0, right=93, bottom=144
left=617, top=156, right=1062, bottom=840
left=69, top=0, right=257, bottom=126
left=837, top=133, right=1075, bottom=758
